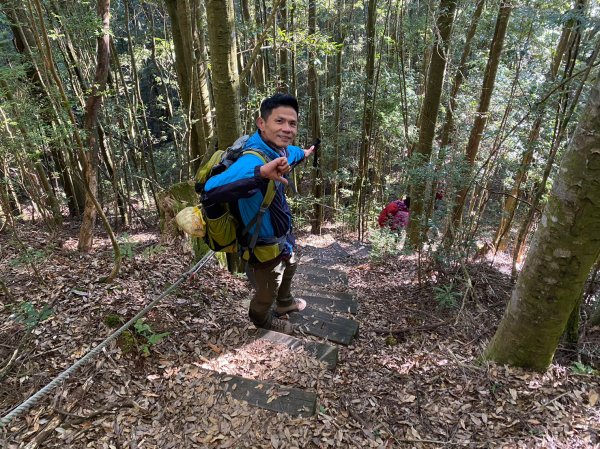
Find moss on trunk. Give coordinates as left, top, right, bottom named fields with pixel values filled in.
left=484, top=75, right=600, bottom=372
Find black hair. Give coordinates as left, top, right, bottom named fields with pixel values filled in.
left=403, top=196, right=410, bottom=210
left=260, top=93, right=299, bottom=119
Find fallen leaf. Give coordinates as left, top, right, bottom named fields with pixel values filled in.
left=589, top=390, right=598, bottom=407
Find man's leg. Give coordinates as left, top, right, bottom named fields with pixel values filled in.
left=248, top=260, right=285, bottom=327
left=275, top=253, right=306, bottom=313
left=275, top=253, right=297, bottom=305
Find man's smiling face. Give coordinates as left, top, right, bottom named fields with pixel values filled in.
left=257, top=106, right=298, bottom=149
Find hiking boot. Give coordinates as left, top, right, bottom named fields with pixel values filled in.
left=275, top=298, right=307, bottom=316
left=264, top=317, right=297, bottom=335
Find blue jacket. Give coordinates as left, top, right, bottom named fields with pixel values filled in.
left=203, top=131, right=305, bottom=258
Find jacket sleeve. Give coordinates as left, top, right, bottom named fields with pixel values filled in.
left=203, top=153, right=269, bottom=203
left=287, top=145, right=306, bottom=166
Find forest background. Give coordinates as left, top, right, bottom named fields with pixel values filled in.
left=1, top=0, right=600, bottom=440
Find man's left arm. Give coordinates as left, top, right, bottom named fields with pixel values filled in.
left=287, top=144, right=315, bottom=166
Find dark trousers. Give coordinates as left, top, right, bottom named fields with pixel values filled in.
left=246, top=253, right=298, bottom=327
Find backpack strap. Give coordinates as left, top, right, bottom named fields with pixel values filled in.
left=243, top=180, right=278, bottom=251
left=237, top=149, right=279, bottom=251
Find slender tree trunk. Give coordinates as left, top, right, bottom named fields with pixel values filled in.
left=407, top=0, right=458, bottom=248
left=124, top=0, right=159, bottom=210
left=78, top=0, right=112, bottom=251
left=396, top=0, right=410, bottom=147
left=355, top=0, right=377, bottom=240
left=193, top=0, right=214, bottom=163
left=1, top=1, right=85, bottom=216
left=278, top=0, right=289, bottom=90
left=439, top=0, right=485, bottom=149
left=290, top=3, right=297, bottom=96
left=34, top=161, right=62, bottom=224
left=511, top=34, right=599, bottom=277
left=205, top=0, right=242, bottom=272
left=308, top=0, right=322, bottom=235
left=331, top=0, right=346, bottom=212
left=450, top=1, right=512, bottom=231
left=0, top=89, right=63, bottom=226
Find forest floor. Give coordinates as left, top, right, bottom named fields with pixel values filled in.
left=0, top=219, right=599, bottom=448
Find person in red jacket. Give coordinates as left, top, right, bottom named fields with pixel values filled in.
left=378, top=197, right=410, bottom=230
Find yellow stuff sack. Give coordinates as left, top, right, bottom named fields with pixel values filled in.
left=175, top=206, right=206, bottom=237
left=204, top=208, right=238, bottom=253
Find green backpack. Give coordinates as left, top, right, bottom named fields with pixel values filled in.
left=194, top=136, right=278, bottom=259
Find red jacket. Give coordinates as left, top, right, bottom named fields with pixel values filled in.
left=378, top=200, right=409, bottom=230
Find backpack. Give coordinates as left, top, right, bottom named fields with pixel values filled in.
left=193, top=135, right=277, bottom=256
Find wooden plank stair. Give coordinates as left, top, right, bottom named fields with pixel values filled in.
left=255, top=329, right=338, bottom=370
left=210, top=243, right=359, bottom=416
left=220, top=374, right=316, bottom=417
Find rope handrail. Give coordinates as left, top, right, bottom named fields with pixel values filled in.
left=0, top=250, right=215, bottom=427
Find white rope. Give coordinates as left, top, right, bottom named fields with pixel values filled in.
left=0, top=250, right=215, bottom=427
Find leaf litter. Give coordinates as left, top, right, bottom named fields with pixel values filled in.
left=0, top=223, right=599, bottom=448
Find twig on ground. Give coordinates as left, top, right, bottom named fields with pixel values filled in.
left=454, top=260, right=474, bottom=326
left=56, top=400, right=136, bottom=425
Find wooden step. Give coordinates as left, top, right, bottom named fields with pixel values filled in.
left=256, top=329, right=338, bottom=370
left=296, top=265, right=348, bottom=281
left=295, top=288, right=355, bottom=303
left=294, top=291, right=358, bottom=315
left=289, top=308, right=359, bottom=345
left=301, top=243, right=350, bottom=260
left=295, top=266, right=348, bottom=287
left=219, top=373, right=316, bottom=417
left=299, top=256, right=341, bottom=267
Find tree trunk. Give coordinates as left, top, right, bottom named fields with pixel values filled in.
left=511, top=23, right=598, bottom=276
left=277, top=0, right=289, bottom=90
left=205, top=0, right=242, bottom=150
left=123, top=0, right=159, bottom=211
left=407, top=0, right=457, bottom=248
left=331, top=0, right=346, bottom=211
left=484, top=71, right=600, bottom=372
left=355, top=0, right=377, bottom=240
left=450, top=1, right=512, bottom=231
left=205, top=0, right=242, bottom=272
left=78, top=0, right=111, bottom=251
left=439, top=0, right=485, bottom=150
left=308, top=0, right=323, bottom=235
left=193, top=0, right=214, bottom=164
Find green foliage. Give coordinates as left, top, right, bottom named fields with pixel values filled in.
left=118, top=233, right=135, bottom=259
left=570, top=361, right=597, bottom=376
left=141, top=244, right=165, bottom=259
left=432, top=283, right=461, bottom=308
left=117, top=330, right=137, bottom=354
left=369, top=227, right=403, bottom=262
left=385, top=334, right=398, bottom=346
left=9, top=246, right=52, bottom=268
left=13, top=302, right=52, bottom=330
left=489, top=382, right=501, bottom=395
left=273, top=29, right=342, bottom=56
left=287, top=194, right=315, bottom=229
left=133, top=319, right=169, bottom=357
left=104, top=313, right=124, bottom=328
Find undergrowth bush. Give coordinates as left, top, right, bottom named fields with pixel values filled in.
left=369, top=227, right=405, bottom=262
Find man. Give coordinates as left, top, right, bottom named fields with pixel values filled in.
left=204, top=93, right=314, bottom=334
